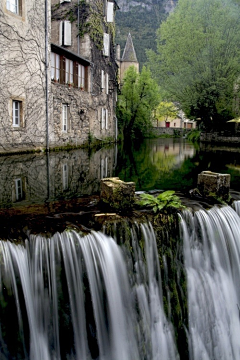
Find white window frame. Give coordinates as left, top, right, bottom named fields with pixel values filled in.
left=65, top=59, right=73, bottom=84
left=78, top=64, right=85, bottom=89
left=101, top=108, right=105, bottom=130
left=51, top=52, right=60, bottom=81
left=105, top=73, right=109, bottom=94
left=6, top=0, right=19, bottom=14
left=101, top=70, right=105, bottom=90
left=15, top=178, right=23, bottom=201
left=13, top=100, right=20, bottom=127
left=62, top=104, right=68, bottom=132
left=105, top=109, right=108, bottom=129
left=62, top=163, right=68, bottom=190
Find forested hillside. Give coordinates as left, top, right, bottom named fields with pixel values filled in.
left=115, top=0, right=177, bottom=67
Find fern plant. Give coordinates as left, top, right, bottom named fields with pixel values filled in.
left=137, top=191, right=185, bottom=213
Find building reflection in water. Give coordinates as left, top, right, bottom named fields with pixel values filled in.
left=0, top=146, right=117, bottom=209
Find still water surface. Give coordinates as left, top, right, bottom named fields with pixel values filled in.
left=1, top=138, right=240, bottom=209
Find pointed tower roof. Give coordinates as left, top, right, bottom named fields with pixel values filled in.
left=121, top=33, right=138, bottom=62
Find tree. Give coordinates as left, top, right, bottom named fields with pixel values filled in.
left=117, top=66, right=160, bottom=140
left=155, top=101, right=178, bottom=126
left=147, top=0, right=240, bottom=131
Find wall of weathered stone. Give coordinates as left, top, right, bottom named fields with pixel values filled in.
left=0, top=0, right=51, bottom=153
left=200, top=132, right=240, bottom=144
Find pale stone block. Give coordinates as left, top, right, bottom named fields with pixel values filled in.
left=100, top=177, right=135, bottom=211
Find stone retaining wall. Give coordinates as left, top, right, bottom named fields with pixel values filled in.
left=200, top=132, right=240, bottom=144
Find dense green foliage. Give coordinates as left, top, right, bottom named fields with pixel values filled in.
left=147, top=0, right=240, bottom=131
left=138, top=190, right=185, bottom=213
left=117, top=66, right=160, bottom=139
left=115, top=0, right=176, bottom=67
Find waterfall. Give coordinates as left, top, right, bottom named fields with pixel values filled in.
left=180, top=204, right=240, bottom=360
left=1, top=202, right=240, bottom=360
left=0, top=224, right=179, bottom=360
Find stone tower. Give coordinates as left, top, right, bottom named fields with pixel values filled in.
left=117, top=33, right=139, bottom=84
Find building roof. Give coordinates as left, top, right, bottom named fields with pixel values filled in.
left=121, top=33, right=138, bottom=62
left=51, top=44, right=92, bottom=66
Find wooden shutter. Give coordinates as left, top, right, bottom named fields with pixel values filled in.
left=64, top=21, right=71, bottom=46
left=107, top=2, right=114, bottom=22
left=103, top=33, right=110, bottom=56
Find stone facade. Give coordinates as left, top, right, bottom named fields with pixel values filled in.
left=0, top=0, right=50, bottom=153
left=0, top=0, right=119, bottom=153
left=50, top=0, right=119, bottom=148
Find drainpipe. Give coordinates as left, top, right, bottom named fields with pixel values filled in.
left=45, top=0, right=49, bottom=152
left=78, top=0, right=80, bottom=55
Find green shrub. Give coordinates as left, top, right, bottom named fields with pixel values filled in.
left=137, top=190, right=185, bottom=213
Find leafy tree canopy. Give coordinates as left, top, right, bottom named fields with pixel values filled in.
left=117, top=66, right=160, bottom=139
left=147, top=0, right=240, bottom=130
left=155, top=101, right=178, bottom=122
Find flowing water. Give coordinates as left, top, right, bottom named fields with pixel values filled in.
left=1, top=202, right=240, bottom=359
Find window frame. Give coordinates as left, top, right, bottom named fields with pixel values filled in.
left=12, top=100, right=22, bottom=127
left=62, top=104, right=68, bottom=132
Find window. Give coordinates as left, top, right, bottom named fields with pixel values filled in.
left=6, top=0, right=21, bottom=15
left=62, top=164, right=68, bottom=190
left=101, top=108, right=108, bottom=130
left=13, top=100, right=21, bottom=127
left=65, top=59, right=73, bottom=84
left=51, top=53, right=60, bottom=81
left=14, top=178, right=23, bottom=201
left=78, top=64, right=85, bottom=89
left=62, top=104, right=68, bottom=132
left=59, top=21, right=71, bottom=46
left=101, top=70, right=105, bottom=91
left=51, top=51, right=87, bottom=89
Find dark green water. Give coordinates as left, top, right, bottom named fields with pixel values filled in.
left=115, top=138, right=240, bottom=193
left=1, top=138, right=240, bottom=209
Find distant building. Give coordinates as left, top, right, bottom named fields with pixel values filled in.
left=116, top=33, right=139, bottom=84
left=153, top=110, right=196, bottom=130
left=0, top=0, right=119, bottom=153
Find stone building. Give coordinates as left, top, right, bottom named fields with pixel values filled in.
left=116, top=32, right=139, bottom=84
left=0, top=0, right=50, bottom=153
left=0, top=0, right=119, bottom=153
left=50, top=0, right=119, bottom=148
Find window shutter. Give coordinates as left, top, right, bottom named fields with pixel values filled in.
left=60, top=0, right=71, bottom=3
left=101, top=108, right=105, bottom=130
left=103, top=33, right=110, bottom=56
left=105, top=157, right=108, bottom=177
left=105, top=109, right=108, bottom=129
left=101, top=70, right=105, bottom=90
left=107, top=2, right=114, bottom=22
left=64, top=21, right=71, bottom=46
left=105, top=73, right=109, bottom=94
left=59, top=22, right=63, bottom=45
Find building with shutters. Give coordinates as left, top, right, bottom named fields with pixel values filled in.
left=49, top=0, right=119, bottom=149
left=0, top=0, right=119, bottom=153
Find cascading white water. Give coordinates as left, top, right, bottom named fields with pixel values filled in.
left=180, top=203, right=240, bottom=360
left=0, top=224, right=178, bottom=360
